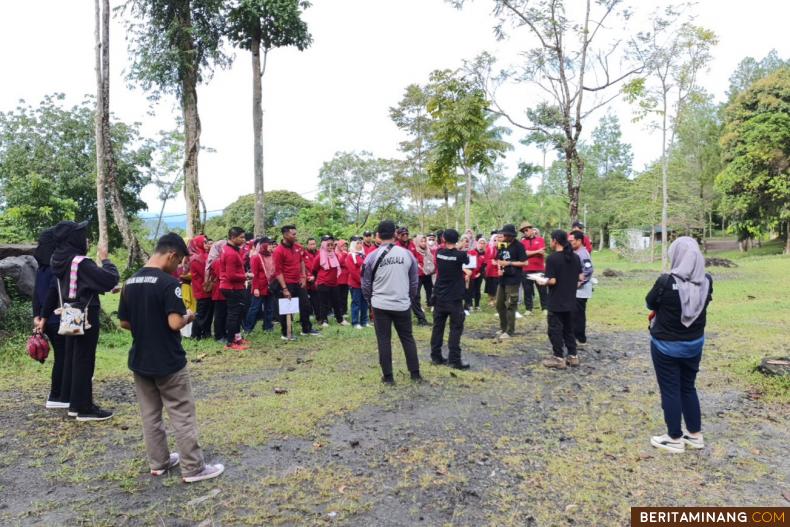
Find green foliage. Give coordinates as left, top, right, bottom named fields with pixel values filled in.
left=122, top=0, right=230, bottom=97
left=317, top=152, right=402, bottom=230
left=226, top=0, right=312, bottom=52
left=0, top=94, right=152, bottom=245
left=717, top=67, right=790, bottom=240
left=204, top=190, right=312, bottom=239
left=726, top=49, right=789, bottom=104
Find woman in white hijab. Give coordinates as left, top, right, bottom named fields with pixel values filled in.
left=645, top=236, right=713, bottom=453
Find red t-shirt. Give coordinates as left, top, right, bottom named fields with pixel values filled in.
left=484, top=245, right=501, bottom=278
left=346, top=253, right=364, bottom=288
left=362, top=242, right=377, bottom=256
left=312, top=256, right=339, bottom=287
left=303, top=250, right=318, bottom=290
left=337, top=252, right=349, bottom=286
left=219, top=243, right=247, bottom=290
left=250, top=254, right=270, bottom=296
left=210, top=260, right=224, bottom=301
left=273, top=242, right=305, bottom=285
left=521, top=236, right=546, bottom=272
left=584, top=235, right=593, bottom=253
left=190, top=256, right=209, bottom=300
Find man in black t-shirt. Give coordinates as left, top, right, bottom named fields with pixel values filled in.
left=494, top=224, right=528, bottom=339
left=430, top=229, right=472, bottom=369
left=118, top=233, right=225, bottom=484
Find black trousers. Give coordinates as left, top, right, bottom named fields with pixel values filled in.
left=430, top=300, right=465, bottom=364
left=373, top=307, right=420, bottom=377
left=213, top=300, right=227, bottom=341
left=308, top=288, right=320, bottom=319
left=192, top=298, right=214, bottom=339
left=411, top=295, right=428, bottom=324
left=471, top=276, right=483, bottom=308
left=651, top=343, right=702, bottom=439
left=44, top=325, right=66, bottom=402
left=221, top=289, right=246, bottom=342
left=279, top=283, right=313, bottom=336
left=338, top=284, right=349, bottom=317
left=418, top=275, right=434, bottom=307
left=318, top=285, right=344, bottom=324
left=547, top=311, right=576, bottom=358
left=575, top=298, right=588, bottom=343
left=522, top=275, right=548, bottom=311
left=62, top=308, right=101, bottom=412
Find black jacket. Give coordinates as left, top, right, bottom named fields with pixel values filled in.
left=43, top=257, right=119, bottom=317
left=646, top=273, right=713, bottom=341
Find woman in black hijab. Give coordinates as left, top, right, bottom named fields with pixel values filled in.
left=32, top=227, right=68, bottom=408
left=40, top=221, right=119, bottom=422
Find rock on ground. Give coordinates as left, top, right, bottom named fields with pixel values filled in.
left=0, top=255, right=38, bottom=298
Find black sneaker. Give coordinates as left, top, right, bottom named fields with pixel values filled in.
left=410, top=371, right=424, bottom=382
left=431, top=356, right=448, bottom=366
left=76, top=405, right=114, bottom=422
left=301, top=329, right=322, bottom=336
left=449, top=362, right=470, bottom=370
left=381, top=375, right=395, bottom=385
left=417, top=320, right=430, bottom=327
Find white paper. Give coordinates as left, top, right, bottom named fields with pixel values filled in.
left=278, top=298, right=300, bottom=315
left=526, top=272, right=549, bottom=286
left=463, top=255, right=477, bottom=269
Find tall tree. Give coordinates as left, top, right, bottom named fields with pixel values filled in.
left=227, top=0, right=312, bottom=237
left=629, top=13, right=717, bottom=268
left=123, top=0, right=229, bottom=238
left=717, top=68, right=790, bottom=253
left=390, top=84, right=437, bottom=233
left=0, top=95, right=152, bottom=244
left=96, top=0, right=148, bottom=268
left=726, top=49, right=789, bottom=104
left=456, top=0, right=643, bottom=220
left=150, top=128, right=185, bottom=239
left=426, top=69, right=510, bottom=232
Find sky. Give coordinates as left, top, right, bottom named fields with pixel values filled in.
left=1, top=0, right=788, bottom=217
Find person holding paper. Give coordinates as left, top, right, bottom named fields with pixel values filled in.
left=362, top=220, right=422, bottom=384
left=430, top=229, right=472, bottom=369
left=273, top=225, right=320, bottom=340
left=483, top=233, right=502, bottom=307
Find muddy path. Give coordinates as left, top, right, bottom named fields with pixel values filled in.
left=0, top=326, right=787, bottom=526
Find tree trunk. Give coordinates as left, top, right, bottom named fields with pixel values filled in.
left=660, top=95, right=670, bottom=271
left=564, top=150, right=580, bottom=221
left=463, top=166, right=472, bottom=233
left=177, top=4, right=202, bottom=239
left=251, top=31, right=265, bottom=237
left=94, top=0, right=109, bottom=255
left=598, top=226, right=605, bottom=251
left=443, top=186, right=450, bottom=227
left=97, top=0, right=146, bottom=270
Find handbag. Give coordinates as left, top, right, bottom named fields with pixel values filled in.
left=27, top=329, right=50, bottom=363
left=55, top=256, right=93, bottom=336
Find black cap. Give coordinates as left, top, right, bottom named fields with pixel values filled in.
left=363, top=231, right=373, bottom=237
left=443, top=229, right=460, bottom=244
left=396, top=226, right=409, bottom=235
left=257, top=236, right=273, bottom=244
left=350, top=235, right=362, bottom=241
left=500, top=224, right=517, bottom=237
left=52, top=220, right=89, bottom=242
left=572, top=221, right=584, bottom=229
left=320, top=235, right=335, bottom=242
left=377, top=220, right=396, bottom=239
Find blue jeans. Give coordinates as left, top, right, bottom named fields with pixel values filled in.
left=244, top=294, right=275, bottom=333
left=651, top=342, right=702, bottom=439
left=350, top=288, right=368, bottom=326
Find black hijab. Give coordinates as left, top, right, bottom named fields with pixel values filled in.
left=51, top=221, right=89, bottom=278
left=34, top=227, right=57, bottom=268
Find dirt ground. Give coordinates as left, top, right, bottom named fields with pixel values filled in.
left=0, top=317, right=788, bottom=526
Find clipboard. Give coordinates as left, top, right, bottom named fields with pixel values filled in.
left=278, top=298, right=300, bottom=315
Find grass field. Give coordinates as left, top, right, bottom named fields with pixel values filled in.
left=0, top=243, right=787, bottom=525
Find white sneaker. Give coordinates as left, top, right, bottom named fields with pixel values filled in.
left=464, top=309, right=471, bottom=316
left=354, top=324, right=363, bottom=330
left=515, top=311, right=523, bottom=319
left=340, top=320, right=350, bottom=326
left=151, top=453, right=180, bottom=476
left=682, top=433, right=705, bottom=450
left=650, top=434, right=685, bottom=453
left=183, top=463, right=225, bottom=483
left=46, top=400, right=70, bottom=409
left=321, top=322, right=329, bottom=328
left=498, top=332, right=511, bottom=340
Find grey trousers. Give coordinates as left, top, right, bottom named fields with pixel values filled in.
left=133, top=367, right=205, bottom=477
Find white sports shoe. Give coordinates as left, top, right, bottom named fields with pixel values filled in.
left=514, top=311, right=523, bottom=319
left=151, top=453, right=180, bottom=476
left=464, top=309, right=471, bottom=316
left=183, top=463, right=225, bottom=483
left=354, top=324, right=363, bottom=330
left=45, top=400, right=70, bottom=409
left=650, top=434, right=685, bottom=453
left=682, top=433, right=705, bottom=449
left=340, top=320, right=350, bottom=326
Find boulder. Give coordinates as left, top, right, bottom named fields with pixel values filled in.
left=0, top=244, right=36, bottom=259
left=0, top=279, right=10, bottom=320
left=0, top=256, right=38, bottom=297
left=757, top=357, right=790, bottom=377
left=602, top=268, right=624, bottom=278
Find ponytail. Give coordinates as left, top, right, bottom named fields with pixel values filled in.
left=551, top=229, right=574, bottom=262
